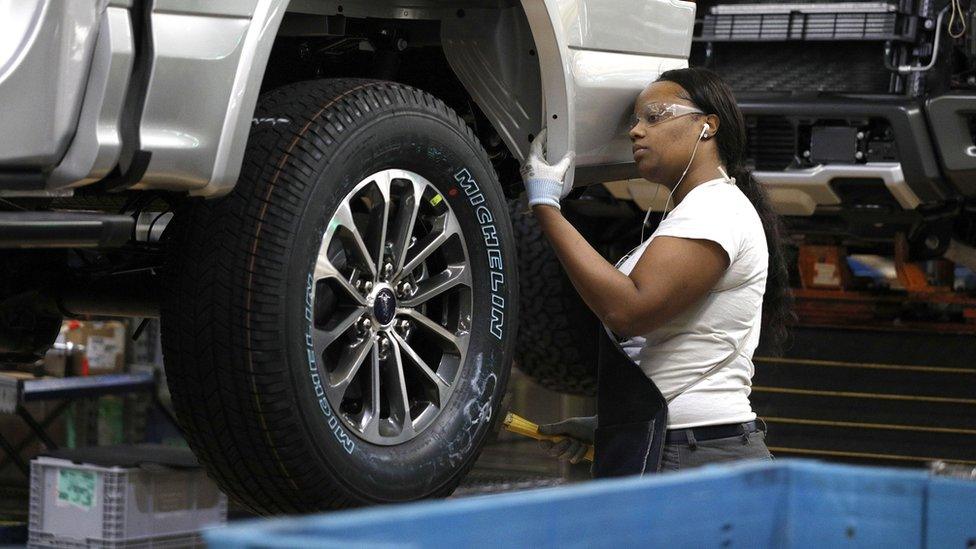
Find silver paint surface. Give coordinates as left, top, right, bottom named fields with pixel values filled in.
left=134, top=3, right=254, bottom=191
left=0, top=0, right=102, bottom=168
left=520, top=0, right=695, bottom=187
left=49, top=6, right=135, bottom=188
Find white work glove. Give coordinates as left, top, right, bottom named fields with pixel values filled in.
left=538, top=415, right=596, bottom=464
left=520, top=128, right=575, bottom=210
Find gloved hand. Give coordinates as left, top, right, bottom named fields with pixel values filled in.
left=520, top=128, right=575, bottom=210
left=538, top=415, right=597, bottom=464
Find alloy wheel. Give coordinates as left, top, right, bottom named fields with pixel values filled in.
left=311, top=169, right=473, bottom=445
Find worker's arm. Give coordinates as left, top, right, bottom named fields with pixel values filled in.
left=532, top=205, right=728, bottom=338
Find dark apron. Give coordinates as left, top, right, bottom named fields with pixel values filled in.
left=592, top=329, right=669, bottom=479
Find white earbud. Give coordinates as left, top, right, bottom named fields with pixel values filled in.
left=701, top=123, right=711, bottom=138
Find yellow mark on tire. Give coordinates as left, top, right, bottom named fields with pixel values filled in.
left=430, top=194, right=443, bottom=206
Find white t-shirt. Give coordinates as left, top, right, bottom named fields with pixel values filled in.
left=615, top=177, right=768, bottom=429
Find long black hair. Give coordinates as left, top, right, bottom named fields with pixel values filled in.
left=657, top=67, right=794, bottom=353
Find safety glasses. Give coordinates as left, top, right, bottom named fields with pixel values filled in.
left=630, top=103, right=704, bottom=129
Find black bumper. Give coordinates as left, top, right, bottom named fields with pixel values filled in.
left=926, top=94, right=976, bottom=196
left=737, top=93, right=969, bottom=203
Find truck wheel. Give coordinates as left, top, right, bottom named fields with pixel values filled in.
left=160, top=79, right=516, bottom=513
left=510, top=201, right=598, bottom=396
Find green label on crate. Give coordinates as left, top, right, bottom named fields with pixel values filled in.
left=57, top=470, right=97, bottom=510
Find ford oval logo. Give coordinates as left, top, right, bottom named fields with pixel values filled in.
left=373, top=288, right=396, bottom=326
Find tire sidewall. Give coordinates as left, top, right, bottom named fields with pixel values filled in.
left=281, top=110, right=516, bottom=502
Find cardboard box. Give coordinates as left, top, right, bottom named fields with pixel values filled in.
left=63, top=321, right=127, bottom=376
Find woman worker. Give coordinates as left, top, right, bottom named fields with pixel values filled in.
left=522, top=67, right=792, bottom=477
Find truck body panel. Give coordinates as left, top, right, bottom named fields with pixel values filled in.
left=0, top=0, right=695, bottom=196
left=0, top=1, right=101, bottom=170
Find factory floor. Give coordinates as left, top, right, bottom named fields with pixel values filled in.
left=4, top=324, right=972, bottom=543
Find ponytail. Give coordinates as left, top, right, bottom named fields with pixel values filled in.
left=730, top=167, right=794, bottom=353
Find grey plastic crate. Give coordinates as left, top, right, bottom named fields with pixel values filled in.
left=29, top=530, right=204, bottom=549
left=29, top=455, right=226, bottom=548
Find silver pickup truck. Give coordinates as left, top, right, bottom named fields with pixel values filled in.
left=0, top=0, right=694, bottom=512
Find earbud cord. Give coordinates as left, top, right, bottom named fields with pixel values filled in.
left=640, top=184, right=662, bottom=243
left=641, top=127, right=706, bottom=242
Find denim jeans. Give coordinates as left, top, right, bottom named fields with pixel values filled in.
left=660, top=428, right=772, bottom=472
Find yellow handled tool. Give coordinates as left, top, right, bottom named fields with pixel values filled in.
left=502, top=412, right=595, bottom=463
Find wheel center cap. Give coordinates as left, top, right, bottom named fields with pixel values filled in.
left=370, top=286, right=397, bottom=327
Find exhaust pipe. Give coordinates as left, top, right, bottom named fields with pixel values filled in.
left=0, top=211, right=133, bottom=249
left=58, top=272, right=160, bottom=319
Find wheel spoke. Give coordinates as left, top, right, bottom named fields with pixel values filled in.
left=313, top=254, right=366, bottom=306
left=369, top=172, right=392, bottom=275
left=400, top=264, right=470, bottom=308
left=312, top=306, right=366, bottom=352
left=326, top=336, right=373, bottom=402
left=361, top=342, right=382, bottom=439
left=396, top=308, right=463, bottom=354
left=398, top=213, right=460, bottom=278
left=387, top=339, right=416, bottom=438
left=390, top=177, right=424, bottom=274
left=391, top=332, right=450, bottom=406
left=333, top=201, right=377, bottom=278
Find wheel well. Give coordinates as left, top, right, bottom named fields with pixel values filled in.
left=261, top=13, right=524, bottom=197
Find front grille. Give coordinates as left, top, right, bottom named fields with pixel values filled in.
left=693, top=42, right=895, bottom=93
left=746, top=116, right=796, bottom=170
left=700, top=11, right=905, bottom=42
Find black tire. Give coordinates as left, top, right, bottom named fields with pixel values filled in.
left=510, top=201, right=599, bottom=397
left=160, top=79, right=517, bottom=513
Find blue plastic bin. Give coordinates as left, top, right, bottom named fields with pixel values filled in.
left=207, top=460, right=976, bottom=548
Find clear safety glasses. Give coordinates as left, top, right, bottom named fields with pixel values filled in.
left=630, top=103, right=704, bottom=129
